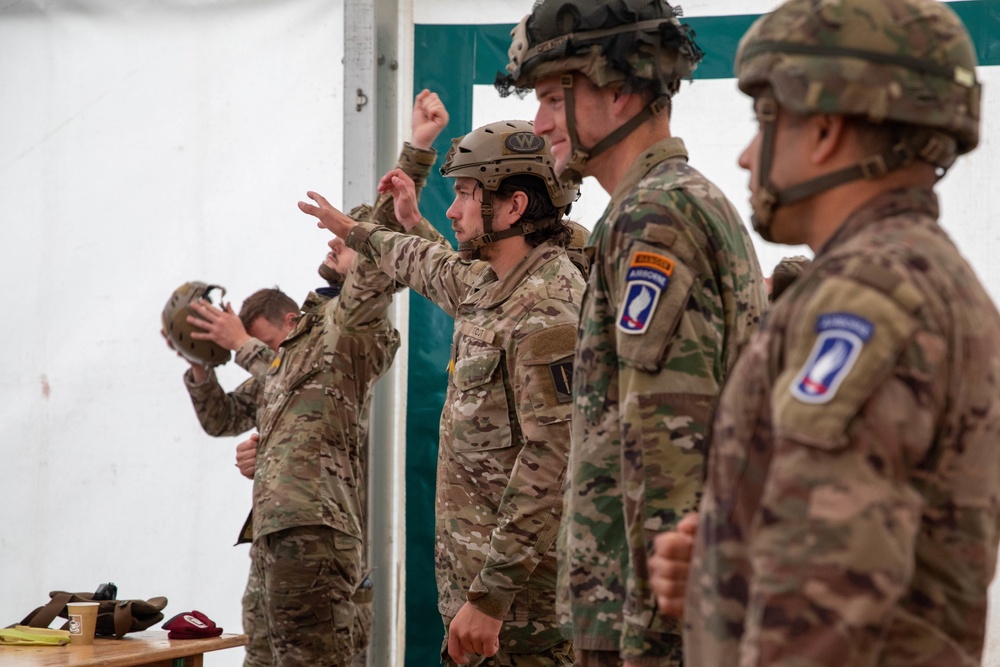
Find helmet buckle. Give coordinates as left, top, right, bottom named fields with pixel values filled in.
left=757, top=97, right=778, bottom=122
left=859, top=154, right=889, bottom=180
left=560, top=73, right=574, bottom=89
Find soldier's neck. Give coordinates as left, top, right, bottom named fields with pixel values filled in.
left=588, top=122, right=672, bottom=196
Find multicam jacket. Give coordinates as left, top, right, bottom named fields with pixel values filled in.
left=686, top=187, right=1000, bottom=666
left=346, top=225, right=585, bottom=651
left=567, top=137, right=766, bottom=662
left=183, top=339, right=274, bottom=437
left=251, top=142, right=438, bottom=542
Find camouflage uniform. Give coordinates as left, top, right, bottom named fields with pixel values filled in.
left=685, top=187, right=1000, bottom=665
left=183, top=338, right=273, bottom=437
left=345, top=222, right=585, bottom=662
left=246, top=143, right=437, bottom=667
left=182, top=338, right=275, bottom=667
left=685, top=1, right=997, bottom=664
left=566, top=138, right=766, bottom=664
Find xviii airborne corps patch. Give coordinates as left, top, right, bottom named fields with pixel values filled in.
left=617, top=252, right=674, bottom=335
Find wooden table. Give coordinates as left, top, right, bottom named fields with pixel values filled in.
left=0, top=631, right=247, bottom=667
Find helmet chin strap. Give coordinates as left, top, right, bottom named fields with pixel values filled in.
left=456, top=185, right=566, bottom=258
left=559, top=73, right=668, bottom=186
left=750, top=93, right=954, bottom=242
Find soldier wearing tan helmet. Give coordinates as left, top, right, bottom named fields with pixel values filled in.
left=302, top=104, right=586, bottom=666
left=649, top=1, right=1000, bottom=665
left=499, top=1, right=768, bottom=665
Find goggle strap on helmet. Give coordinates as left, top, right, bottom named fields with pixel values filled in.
left=741, top=41, right=979, bottom=91
left=521, top=18, right=681, bottom=70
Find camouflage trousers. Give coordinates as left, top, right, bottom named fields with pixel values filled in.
left=242, top=558, right=274, bottom=667
left=439, top=633, right=574, bottom=667
left=250, top=525, right=372, bottom=667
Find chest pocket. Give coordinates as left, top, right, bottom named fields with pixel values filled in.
left=451, top=346, right=514, bottom=453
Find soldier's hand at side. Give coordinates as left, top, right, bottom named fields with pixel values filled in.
left=411, top=89, right=449, bottom=150
left=649, top=512, right=699, bottom=618
left=299, top=191, right=357, bottom=240
left=187, top=300, right=251, bottom=351
left=376, top=169, right=422, bottom=231
left=447, top=602, right=501, bottom=664
left=235, top=433, right=259, bottom=480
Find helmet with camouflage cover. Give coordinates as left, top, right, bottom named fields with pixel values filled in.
left=496, top=0, right=703, bottom=185
left=440, top=119, right=578, bottom=257
left=735, top=0, right=981, bottom=238
left=161, top=282, right=232, bottom=367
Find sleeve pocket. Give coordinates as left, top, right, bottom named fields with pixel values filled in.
left=615, top=242, right=694, bottom=372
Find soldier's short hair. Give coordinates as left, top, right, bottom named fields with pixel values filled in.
left=239, top=288, right=298, bottom=329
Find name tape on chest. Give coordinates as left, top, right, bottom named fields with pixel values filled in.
left=790, top=312, right=874, bottom=404
left=617, top=252, right=674, bottom=335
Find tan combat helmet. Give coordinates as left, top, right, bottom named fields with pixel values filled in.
left=161, top=282, right=232, bottom=367
left=735, top=0, right=981, bottom=238
left=440, top=119, right=578, bottom=257
left=497, top=0, right=703, bottom=185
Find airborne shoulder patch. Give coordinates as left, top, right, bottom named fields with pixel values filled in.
left=617, top=251, right=674, bottom=335
left=790, top=312, right=874, bottom=404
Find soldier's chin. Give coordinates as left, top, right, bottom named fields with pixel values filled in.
left=318, top=262, right=345, bottom=286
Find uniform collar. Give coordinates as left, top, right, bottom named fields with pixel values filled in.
left=610, top=137, right=689, bottom=203
left=818, top=186, right=939, bottom=257
left=472, top=241, right=564, bottom=309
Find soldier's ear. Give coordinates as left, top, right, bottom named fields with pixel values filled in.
left=508, top=190, right=529, bottom=222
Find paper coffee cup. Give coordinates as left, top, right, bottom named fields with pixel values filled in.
left=67, top=602, right=99, bottom=645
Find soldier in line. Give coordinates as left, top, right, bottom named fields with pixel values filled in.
left=650, top=0, right=1000, bottom=664
left=171, top=90, right=450, bottom=667
left=164, top=282, right=298, bottom=667
left=301, top=116, right=585, bottom=665
left=496, top=1, right=767, bottom=665
left=170, top=252, right=352, bottom=667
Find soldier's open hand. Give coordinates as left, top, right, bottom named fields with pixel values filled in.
left=300, top=191, right=357, bottom=240
left=376, top=169, right=422, bottom=230
left=649, top=512, right=699, bottom=618
left=411, top=88, right=448, bottom=150
left=187, top=299, right=251, bottom=351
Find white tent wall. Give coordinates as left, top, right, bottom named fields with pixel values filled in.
left=2, top=1, right=1000, bottom=666
left=0, top=1, right=347, bottom=665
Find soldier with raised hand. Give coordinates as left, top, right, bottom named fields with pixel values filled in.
left=496, top=1, right=767, bottom=665
left=668, top=1, right=1000, bottom=664
left=238, top=91, right=448, bottom=667
left=301, top=116, right=585, bottom=666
